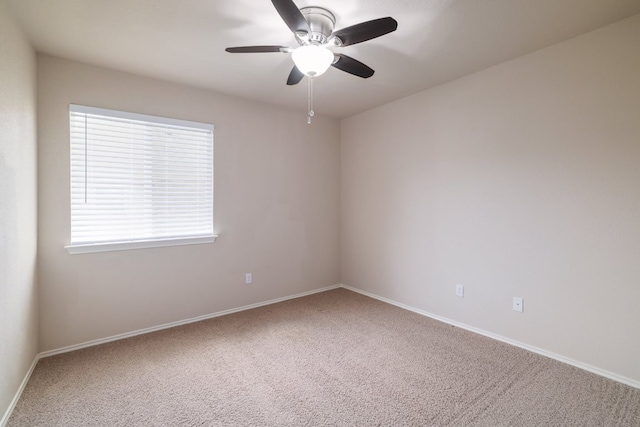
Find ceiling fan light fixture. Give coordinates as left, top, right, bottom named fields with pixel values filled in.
left=292, top=45, right=334, bottom=77
left=225, top=0, right=398, bottom=123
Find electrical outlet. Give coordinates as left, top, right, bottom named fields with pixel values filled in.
left=245, top=273, right=253, bottom=284
left=513, top=297, right=523, bottom=312
left=456, top=284, right=464, bottom=297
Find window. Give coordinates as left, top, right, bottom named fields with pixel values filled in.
left=66, top=104, right=215, bottom=254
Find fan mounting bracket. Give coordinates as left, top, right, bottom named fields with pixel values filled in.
left=299, top=6, right=336, bottom=45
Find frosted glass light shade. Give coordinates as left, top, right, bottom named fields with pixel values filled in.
left=292, top=45, right=334, bottom=77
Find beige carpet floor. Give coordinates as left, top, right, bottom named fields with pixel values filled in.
left=8, top=288, right=640, bottom=426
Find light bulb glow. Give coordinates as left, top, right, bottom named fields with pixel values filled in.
left=292, top=45, right=334, bottom=77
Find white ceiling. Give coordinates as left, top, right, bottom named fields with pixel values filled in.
left=7, top=0, right=640, bottom=118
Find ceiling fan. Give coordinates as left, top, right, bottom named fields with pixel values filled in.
left=225, top=0, right=397, bottom=122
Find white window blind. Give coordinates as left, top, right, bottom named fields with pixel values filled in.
left=67, top=104, right=214, bottom=253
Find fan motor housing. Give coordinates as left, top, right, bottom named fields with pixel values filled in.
left=300, top=7, right=335, bottom=45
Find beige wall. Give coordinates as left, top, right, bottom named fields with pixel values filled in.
left=341, top=15, right=640, bottom=383
left=37, top=55, right=341, bottom=351
left=0, top=2, right=39, bottom=421
left=3, top=7, right=638, bottom=416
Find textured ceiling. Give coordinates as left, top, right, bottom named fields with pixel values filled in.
left=7, top=0, right=640, bottom=118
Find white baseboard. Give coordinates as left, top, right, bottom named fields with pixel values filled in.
left=39, top=284, right=342, bottom=358
left=1, top=284, right=341, bottom=426
left=1, top=356, right=39, bottom=427
left=4, top=282, right=636, bottom=426
left=341, top=284, right=640, bottom=390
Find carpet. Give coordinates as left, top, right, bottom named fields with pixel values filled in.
left=7, top=288, right=640, bottom=426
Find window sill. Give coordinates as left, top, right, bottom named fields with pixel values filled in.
left=65, top=235, right=218, bottom=255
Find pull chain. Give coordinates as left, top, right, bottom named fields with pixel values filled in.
left=307, top=76, right=315, bottom=125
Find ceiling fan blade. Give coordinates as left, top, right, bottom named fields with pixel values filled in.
left=271, top=0, right=311, bottom=35
left=287, top=66, right=305, bottom=85
left=332, top=54, right=374, bottom=78
left=225, top=46, right=290, bottom=53
left=332, top=17, right=398, bottom=46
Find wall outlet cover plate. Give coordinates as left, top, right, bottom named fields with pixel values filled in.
left=513, top=297, right=523, bottom=312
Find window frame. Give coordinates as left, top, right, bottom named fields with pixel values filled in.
left=65, top=104, right=216, bottom=254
